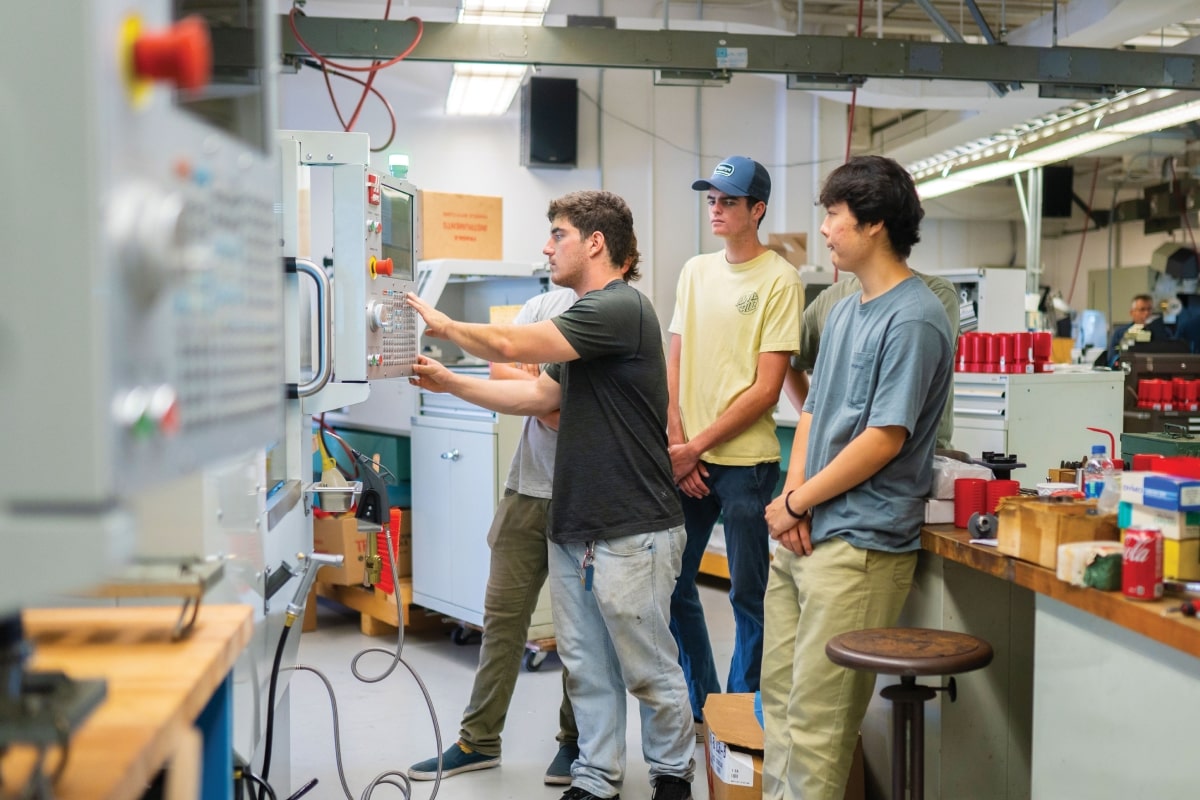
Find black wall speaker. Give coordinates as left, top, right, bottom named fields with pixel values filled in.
left=521, top=77, right=578, bottom=169
left=1042, top=165, right=1075, bottom=218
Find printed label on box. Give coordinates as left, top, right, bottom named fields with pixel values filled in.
left=708, top=731, right=754, bottom=787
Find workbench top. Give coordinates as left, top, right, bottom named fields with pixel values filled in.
left=2, top=603, right=253, bottom=800
left=922, top=525, right=1200, bottom=660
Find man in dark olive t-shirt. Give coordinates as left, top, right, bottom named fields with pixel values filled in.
left=406, top=190, right=695, bottom=800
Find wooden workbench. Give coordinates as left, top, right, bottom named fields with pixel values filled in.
left=906, top=524, right=1200, bottom=799
left=921, top=524, right=1200, bottom=659
left=1, top=604, right=253, bottom=800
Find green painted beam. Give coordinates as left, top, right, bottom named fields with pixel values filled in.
left=273, top=16, right=1200, bottom=92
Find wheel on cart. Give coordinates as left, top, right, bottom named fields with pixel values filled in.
left=523, top=649, right=548, bottom=672
left=451, top=625, right=479, bottom=646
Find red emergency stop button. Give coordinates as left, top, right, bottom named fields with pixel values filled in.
left=375, top=257, right=394, bottom=277
left=133, top=15, right=212, bottom=91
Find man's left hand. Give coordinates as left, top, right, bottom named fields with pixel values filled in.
left=669, top=442, right=701, bottom=484
left=409, top=354, right=455, bottom=392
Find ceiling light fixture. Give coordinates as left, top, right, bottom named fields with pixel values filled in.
left=446, top=2, right=550, bottom=116
left=445, top=63, right=529, bottom=116
left=458, top=0, right=552, bottom=26
left=653, top=69, right=732, bottom=88
left=910, top=89, right=1200, bottom=199
left=786, top=74, right=866, bottom=92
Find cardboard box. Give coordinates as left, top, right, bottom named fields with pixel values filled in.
left=391, top=507, right=412, bottom=579
left=702, top=693, right=862, bottom=800
left=766, top=232, right=808, bottom=268
left=1126, top=503, right=1200, bottom=540
left=1047, top=468, right=1078, bottom=484
left=422, top=191, right=503, bottom=260
left=312, top=515, right=370, bottom=586
left=1119, top=471, right=1200, bottom=512
left=1165, top=538, right=1200, bottom=580
left=996, top=496, right=1119, bottom=569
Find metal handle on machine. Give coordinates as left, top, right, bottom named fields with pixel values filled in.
left=440, top=449, right=461, bottom=461
left=294, top=258, right=333, bottom=398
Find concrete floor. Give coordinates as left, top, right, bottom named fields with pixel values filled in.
left=288, top=579, right=735, bottom=800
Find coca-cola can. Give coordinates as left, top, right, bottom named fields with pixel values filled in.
left=1122, top=527, right=1164, bottom=601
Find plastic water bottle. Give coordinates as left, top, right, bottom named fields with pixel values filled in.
left=1083, top=444, right=1114, bottom=501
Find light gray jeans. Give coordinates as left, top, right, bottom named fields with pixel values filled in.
left=548, top=526, right=696, bottom=799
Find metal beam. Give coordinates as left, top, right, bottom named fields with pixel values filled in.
left=268, top=17, right=1200, bottom=91
left=911, top=0, right=1008, bottom=96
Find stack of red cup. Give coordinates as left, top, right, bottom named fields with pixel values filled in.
left=986, top=479, right=1020, bottom=513
left=954, top=478, right=988, bottom=528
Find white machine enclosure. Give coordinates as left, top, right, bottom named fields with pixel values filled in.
left=0, top=2, right=283, bottom=611
left=951, top=370, right=1125, bottom=484
left=277, top=130, right=420, bottom=418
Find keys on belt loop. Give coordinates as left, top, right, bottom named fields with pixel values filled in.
left=581, top=541, right=595, bottom=592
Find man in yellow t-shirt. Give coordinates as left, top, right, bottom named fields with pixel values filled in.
left=667, top=156, right=803, bottom=729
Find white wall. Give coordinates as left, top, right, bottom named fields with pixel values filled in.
left=278, top=57, right=845, bottom=323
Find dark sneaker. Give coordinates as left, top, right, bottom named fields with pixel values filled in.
left=560, top=787, right=619, bottom=800
left=407, top=741, right=499, bottom=780
left=544, top=742, right=579, bottom=785
left=652, top=775, right=693, bottom=800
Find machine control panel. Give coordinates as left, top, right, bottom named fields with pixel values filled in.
left=365, top=172, right=418, bottom=380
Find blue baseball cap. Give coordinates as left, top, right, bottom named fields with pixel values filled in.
left=692, top=156, right=771, bottom=203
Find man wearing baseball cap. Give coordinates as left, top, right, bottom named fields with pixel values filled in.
left=666, top=156, right=803, bottom=730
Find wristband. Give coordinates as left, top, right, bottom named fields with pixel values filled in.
left=784, top=490, right=808, bottom=521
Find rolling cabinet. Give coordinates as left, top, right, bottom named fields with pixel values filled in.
left=411, top=396, right=554, bottom=637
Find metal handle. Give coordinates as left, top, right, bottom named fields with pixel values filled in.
left=440, top=450, right=461, bottom=461
left=294, top=257, right=333, bottom=398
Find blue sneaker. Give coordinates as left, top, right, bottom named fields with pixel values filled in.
left=408, top=741, right=500, bottom=780
left=544, top=742, right=579, bottom=785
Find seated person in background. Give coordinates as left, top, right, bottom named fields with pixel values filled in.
left=1109, top=293, right=1173, bottom=366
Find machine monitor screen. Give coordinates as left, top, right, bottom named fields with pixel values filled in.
left=380, top=180, right=419, bottom=282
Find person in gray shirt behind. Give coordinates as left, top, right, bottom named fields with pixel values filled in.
left=783, top=270, right=959, bottom=450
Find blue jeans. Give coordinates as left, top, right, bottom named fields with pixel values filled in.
left=548, top=527, right=695, bottom=799
left=670, top=461, right=779, bottom=720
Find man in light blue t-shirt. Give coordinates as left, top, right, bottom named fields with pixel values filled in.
left=760, top=156, right=954, bottom=800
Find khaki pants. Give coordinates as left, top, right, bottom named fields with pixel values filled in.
left=761, top=538, right=916, bottom=800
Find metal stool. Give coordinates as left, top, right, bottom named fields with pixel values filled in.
left=825, top=627, right=993, bottom=800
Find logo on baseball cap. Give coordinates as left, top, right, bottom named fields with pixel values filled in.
left=692, top=156, right=771, bottom=203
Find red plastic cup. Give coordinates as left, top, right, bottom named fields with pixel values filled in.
left=986, top=479, right=1020, bottom=514
left=954, top=478, right=988, bottom=529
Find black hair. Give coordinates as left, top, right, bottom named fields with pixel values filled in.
left=818, top=155, right=924, bottom=259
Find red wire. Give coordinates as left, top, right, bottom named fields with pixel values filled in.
left=835, top=0, right=866, bottom=281
left=288, top=7, right=423, bottom=73
left=844, top=0, right=864, bottom=165
left=319, top=63, right=399, bottom=151
left=1066, top=160, right=1100, bottom=306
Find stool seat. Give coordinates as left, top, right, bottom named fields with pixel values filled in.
left=825, top=627, right=993, bottom=677
left=825, top=628, right=995, bottom=800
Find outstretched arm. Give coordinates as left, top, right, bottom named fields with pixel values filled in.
left=407, top=292, right=580, bottom=365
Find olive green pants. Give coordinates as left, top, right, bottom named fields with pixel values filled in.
left=459, top=491, right=577, bottom=755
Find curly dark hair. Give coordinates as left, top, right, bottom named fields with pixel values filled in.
left=818, top=155, right=924, bottom=259
left=546, top=191, right=642, bottom=282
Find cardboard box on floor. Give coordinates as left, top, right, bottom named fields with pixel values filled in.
left=312, top=515, right=371, bottom=586
left=391, top=507, right=412, bottom=579
left=703, top=693, right=863, bottom=800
